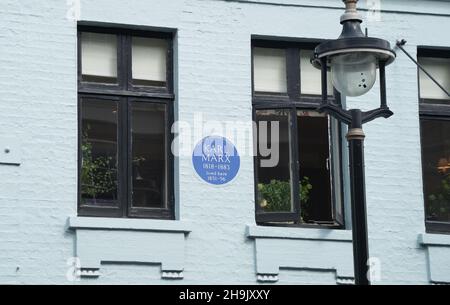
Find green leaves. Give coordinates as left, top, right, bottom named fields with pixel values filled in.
left=299, top=176, right=313, bottom=221
left=258, top=179, right=292, bottom=212
left=80, top=126, right=117, bottom=201
left=427, top=174, right=450, bottom=221
left=257, top=177, right=313, bottom=221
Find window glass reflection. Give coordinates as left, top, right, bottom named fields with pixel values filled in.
left=256, top=109, right=292, bottom=212
left=131, top=102, right=166, bottom=208
left=81, top=100, right=119, bottom=205
left=421, top=119, right=450, bottom=222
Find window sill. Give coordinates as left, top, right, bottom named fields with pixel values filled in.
left=246, top=225, right=353, bottom=283
left=67, top=216, right=191, bottom=233
left=256, top=221, right=344, bottom=230
left=246, top=225, right=351, bottom=241
left=419, top=233, right=450, bottom=246
left=67, top=217, right=191, bottom=279
left=425, top=220, right=450, bottom=235
left=419, top=233, right=450, bottom=284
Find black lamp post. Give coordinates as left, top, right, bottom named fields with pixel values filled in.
left=312, top=0, right=396, bottom=285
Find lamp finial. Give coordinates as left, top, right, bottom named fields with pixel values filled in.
left=341, top=0, right=362, bottom=23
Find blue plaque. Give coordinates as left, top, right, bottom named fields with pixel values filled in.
left=192, top=136, right=240, bottom=185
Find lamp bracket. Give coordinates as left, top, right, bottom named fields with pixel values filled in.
left=317, top=102, right=352, bottom=125
left=395, top=39, right=450, bottom=98
left=361, top=107, right=394, bottom=124
left=318, top=102, right=393, bottom=127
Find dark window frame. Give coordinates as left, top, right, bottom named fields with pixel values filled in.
left=77, top=25, right=175, bottom=219
left=418, top=46, right=450, bottom=234
left=252, top=38, right=345, bottom=228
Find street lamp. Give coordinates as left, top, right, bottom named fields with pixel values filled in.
left=312, top=0, right=396, bottom=285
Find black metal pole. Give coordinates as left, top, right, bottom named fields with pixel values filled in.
left=347, top=109, right=370, bottom=285
left=318, top=56, right=373, bottom=284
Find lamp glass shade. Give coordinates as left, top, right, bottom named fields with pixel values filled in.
left=331, top=52, right=377, bottom=97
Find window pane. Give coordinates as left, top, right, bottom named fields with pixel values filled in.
left=330, top=117, right=343, bottom=224
left=297, top=110, right=332, bottom=223
left=81, top=100, right=119, bottom=206
left=300, top=50, right=333, bottom=95
left=256, top=109, right=292, bottom=212
left=81, top=32, right=118, bottom=83
left=418, top=57, right=450, bottom=102
left=253, top=48, right=287, bottom=93
left=131, top=102, right=166, bottom=208
left=421, top=119, right=450, bottom=223
left=132, top=37, right=167, bottom=87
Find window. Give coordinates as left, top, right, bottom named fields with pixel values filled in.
left=252, top=39, right=344, bottom=227
left=78, top=26, right=174, bottom=219
left=418, top=47, right=450, bottom=233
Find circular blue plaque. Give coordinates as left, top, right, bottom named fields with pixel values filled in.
left=192, top=136, right=240, bottom=185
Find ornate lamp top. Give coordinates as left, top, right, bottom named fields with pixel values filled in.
left=341, top=0, right=362, bottom=23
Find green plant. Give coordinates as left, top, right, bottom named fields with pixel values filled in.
left=257, top=177, right=313, bottom=221
left=81, top=127, right=117, bottom=201
left=299, top=176, right=313, bottom=220
left=427, top=174, right=450, bottom=221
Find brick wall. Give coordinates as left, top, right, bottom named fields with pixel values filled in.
left=0, top=0, right=449, bottom=284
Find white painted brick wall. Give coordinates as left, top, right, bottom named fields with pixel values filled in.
left=0, top=0, right=448, bottom=284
